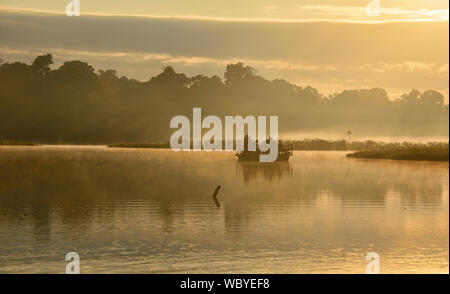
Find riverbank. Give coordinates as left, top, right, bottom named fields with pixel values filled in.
left=3, top=140, right=449, bottom=162
left=109, top=140, right=449, bottom=162
left=347, top=142, right=449, bottom=162
left=0, top=140, right=37, bottom=146
left=109, top=142, right=170, bottom=148
left=109, top=139, right=449, bottom=151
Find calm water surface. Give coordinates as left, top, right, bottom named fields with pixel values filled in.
left=0, top=146, right=448, bottom=273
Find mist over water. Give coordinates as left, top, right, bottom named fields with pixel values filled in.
left=281, top=132, right=450, bottom=143
left=0, top=146, right=447, bottom=273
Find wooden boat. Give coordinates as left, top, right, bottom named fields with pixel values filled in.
left=235, top=136, right=293, bottom=162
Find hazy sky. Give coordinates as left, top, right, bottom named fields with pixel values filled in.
left=0, top=0, right=449, bottom=101
left=1, top=0, right=449, bottom=22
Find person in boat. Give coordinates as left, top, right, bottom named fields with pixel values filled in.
left=243, top=134, right=260, bottom=154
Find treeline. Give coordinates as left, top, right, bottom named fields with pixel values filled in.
left=0, top=140, right=36, bottom=146
left=0, top=54, right=448, bottom=144
left=287, top=139, right=389, bottom=151
left=109, top=139, right=448, bottom=153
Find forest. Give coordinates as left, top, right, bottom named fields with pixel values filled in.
left=0, top=54, right=448, bottom=144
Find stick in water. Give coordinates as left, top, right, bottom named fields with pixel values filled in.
left=212, top=185, right=221, bottom=207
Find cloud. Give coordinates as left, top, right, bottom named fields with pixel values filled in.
left=363, top=61, right=449, bottom=75
left=0, top=46, right=336, bottom=72
left=438, top=64, right=449, bottom=74
left=298, top=5, right=449, bottom=22
left=3, top=46, right=447, bottom=77
left=1, top=9, right=447, bottom=62
left=0, top=9, right=448, bottom=102
left=0, top=5, right=449, bottom=23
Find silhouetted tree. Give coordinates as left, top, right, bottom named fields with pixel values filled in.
left=31, top=54, right=53, bottom=75
left=224, top=63, right=257, bottom=85
left=0, top=55, right=448, bottom=143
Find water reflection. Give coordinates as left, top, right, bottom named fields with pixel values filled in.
left=236, top=161, right=293, bottom=184
left=0, top=147, right=448, bottom=273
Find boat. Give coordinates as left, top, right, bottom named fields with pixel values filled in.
left=235, top=136, right=293, bottom=162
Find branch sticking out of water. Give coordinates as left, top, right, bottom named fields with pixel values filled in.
left=212, top=185, right=221, bottom=207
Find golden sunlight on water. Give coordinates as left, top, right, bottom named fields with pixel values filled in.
left=0, top=146, right=448, bottom=273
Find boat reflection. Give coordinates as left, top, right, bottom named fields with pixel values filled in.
left=236, top=161, right=293, bottom=184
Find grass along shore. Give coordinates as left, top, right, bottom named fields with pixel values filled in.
left=2, top=140, right=447, bottom=162
left=346, top=142, right=449, bottom=162
left=109, top=142, right=170, bottom=148
left=0, top=140, right=37, bottom=146
left=109, top=140, right=449, bottom=162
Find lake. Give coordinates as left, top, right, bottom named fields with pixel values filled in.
left=0, top=146, right=448, bottom=273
